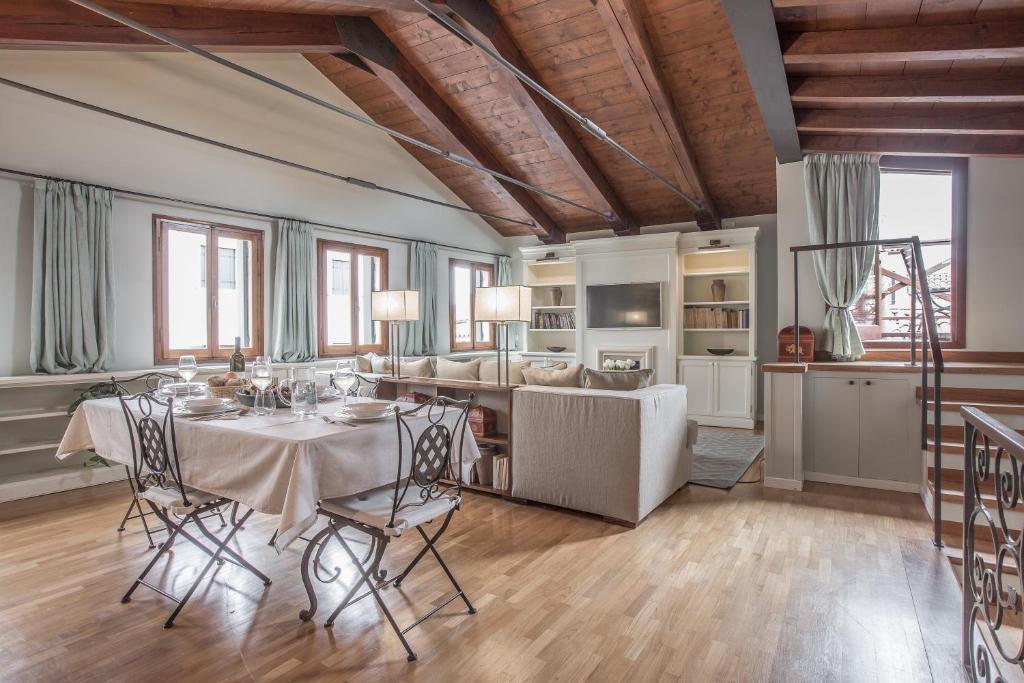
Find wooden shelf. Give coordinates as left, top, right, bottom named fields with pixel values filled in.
left=475, top=433, right=509, bottom=446
left=529, top=328, right=575, bottom=332
left=684, top=268, right=749, bottom=277
left=532, top=305, right=575, bottom=310
left=684, top=300, right=749, bottom=306
left=685, top=328, right=749, bottom=332
left=441, top=478, right=512, bottom=498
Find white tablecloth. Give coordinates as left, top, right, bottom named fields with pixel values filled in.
left=57, top=398, right=480, bottom=549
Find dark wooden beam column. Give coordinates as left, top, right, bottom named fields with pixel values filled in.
left=0, top=0, right=343, bottom=52
left=722, top=0, right=802, bottom=164
left=334, top=16, right=565, bottom=244
left=440, top=0, right=638, bottom=235
left=591, top=0, right=720, bottom=229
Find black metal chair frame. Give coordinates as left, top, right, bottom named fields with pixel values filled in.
left=297, top=395, right=477, bottom=661
left=331, top=372, right=382, bottom=400
left=117, top=390, right=271, bottom=628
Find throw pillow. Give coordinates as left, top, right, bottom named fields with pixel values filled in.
left=480, top=359, right=531, bottom=385
left=522, top=363, right=583, bottom=387
left=584, top=368, right=655, bottom=391
left=354, top=354, right=373, bottom=373
left=402, top=357, right=434, bottom=378
left=436, top=357, right=481, bottom=381
left=368, top=352, right=392, bottom=374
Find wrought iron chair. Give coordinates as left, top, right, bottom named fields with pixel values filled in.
left=297, top=395, right=477, bottom=661
left=117, top=390, right=271, bottom=628
left=331, top=372, right=381, bottom=399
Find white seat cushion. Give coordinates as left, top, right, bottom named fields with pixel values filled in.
left=140, top=485, right=222, bottom=514
left=321, top=484, right=459, bottom=536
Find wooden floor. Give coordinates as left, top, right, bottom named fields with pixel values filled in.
left=0, top=474, right=967, bottom=682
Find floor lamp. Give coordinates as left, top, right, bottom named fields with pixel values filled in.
left=371, top=290, right=420, bottom=379
left=474, top=285, right=532, bottom=386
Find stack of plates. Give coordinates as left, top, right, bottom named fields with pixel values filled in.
left=159, top=383, right=207, bottom=397
left=334, top=401, right=398, bottom=423
left=175, top=397, right=239, bottom=417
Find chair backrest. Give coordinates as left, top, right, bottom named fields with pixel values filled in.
left=389, top=394, right=474, bottom=529
left=117, top=390, right=191, bottom=506
left=350, top=373, right=381, bottom=399
left=71, top=372, right=175, bottom=414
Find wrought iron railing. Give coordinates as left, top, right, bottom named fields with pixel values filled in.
left=790, top=236, right=945, bottom=545
left=962, top=406, right=1024, bottom=681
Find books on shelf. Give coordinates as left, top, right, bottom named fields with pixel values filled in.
left=493, top=454, right=510, bottom=491
left=684, top=307, right=749, bottom=329
left=532, top=311, right=576, bottom=330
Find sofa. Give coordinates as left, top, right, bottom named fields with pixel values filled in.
left=511, top=384, right=696, bottom=526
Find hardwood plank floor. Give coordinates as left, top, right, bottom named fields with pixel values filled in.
left=0, top=477, right=963, bottom=682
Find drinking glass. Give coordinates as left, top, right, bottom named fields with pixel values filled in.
left=280, top=365, right=318, bottom=417
left=334, top=360, right=356, bottom=405
left=178, top=355, right=198, bottom=394
left=156, top=376, right=174, bottom=399
left=251, top=356, right=274, bottom=416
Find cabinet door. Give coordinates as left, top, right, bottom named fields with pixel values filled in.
left=714, top=361, right=752, bottom=418
left=859, top=378, right=912, bottom=482
left=679, top=361, right=714, bottom=415
left=811, top=377, right=860, bottom=477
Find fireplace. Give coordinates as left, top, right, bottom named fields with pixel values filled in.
left=595, top=346, right=655, bottom=372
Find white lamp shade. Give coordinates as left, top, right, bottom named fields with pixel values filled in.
left=474, top=285, right=532, bottom=323
left=371, top=290, right=420, bottom=322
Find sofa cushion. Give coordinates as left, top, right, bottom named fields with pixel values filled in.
left=480, top=359, right=529, bottom=385
left=402, top=357, right=434, bottom=378
left=522, top=363, right=583, bottom=387
left=436, top=357, right=481, bottom=381
left=584, top=368, right=655, bottom=391
left=354, top=354, right=373, bottom=373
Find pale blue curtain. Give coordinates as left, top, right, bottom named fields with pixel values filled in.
left=495, top=255, right=521, bottom=351
left=271, top=219, right=317, bottom=362
left=402, top=241, right=438, bottom=356
left=804, top=153, right=881, bottom=360
left=30, top=180, right=114, bottom=374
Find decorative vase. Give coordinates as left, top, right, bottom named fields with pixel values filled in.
left=551, top=286, right=563, bottom=306
left=711, top=279, right=726, bottom=302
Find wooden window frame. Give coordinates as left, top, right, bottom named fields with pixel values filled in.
left=317, top=239, right=389, bottom=358
left=449, top=258, right=496, bottom=351
left=153, top=215, right=265, bottom=365
left=859, top=156, right=967, bottom=350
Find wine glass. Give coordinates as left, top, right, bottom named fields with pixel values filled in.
left=334, top=360, right=356, bottom=405
left=251, top=356, right=274, bottom=416
left=178, top=355, right=198, bottom=394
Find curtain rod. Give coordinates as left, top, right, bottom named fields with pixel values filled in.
left=0, top=167, right=508, bottom=259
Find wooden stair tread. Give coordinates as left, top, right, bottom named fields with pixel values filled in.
left=928, top=439, right=964, bottom=455
left=945, top=546, right=1021, bottom=576
left=920, top=400, right=1024, bottom=416
left=917, top=386, right=1024, bottom=405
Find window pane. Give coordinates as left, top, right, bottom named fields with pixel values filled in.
left=217, top=236, right=253, bottom=348
left=357, top=253, right=383, bottom=346
left=475, top=267, right=492, bottom=344
left=325, top=248, right=353, bottom=347
left=167, top=229, right=209, bottom=350
left=452, top=264, right=472, bottom=345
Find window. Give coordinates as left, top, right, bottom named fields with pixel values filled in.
left=317, top=239, right=388, bottom=356
left=153, top=216, right=264, bottom=364
left=449, top=259, right=495, bottom=351
left=850, top=157, right=967, bottom=348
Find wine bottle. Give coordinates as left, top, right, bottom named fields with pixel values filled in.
left=230, top=337, right=245, bottom=372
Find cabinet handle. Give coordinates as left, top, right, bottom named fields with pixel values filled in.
left=865, top=380, right=872, bottom=386
left=848, top=380, right=855, bottom=385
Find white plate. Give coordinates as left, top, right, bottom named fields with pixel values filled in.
left=159, top=382, right=206, bottom=397
left=344, top=401, right=397, bottom=419
left=177, top=398, right=237, bottom=415
left=334, top=406, right=397, bottom=423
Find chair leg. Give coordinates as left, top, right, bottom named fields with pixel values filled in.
left=298, top=525, right=336, bottom=622
left=192, top=509, right=271, bottom=585
left=323, top=525, right=388, bottom=627
left=415, top=521, right=476, bottom=615
left=122, top=512, right=190, bottom=604
left=394, top=510, right=455, bottom=589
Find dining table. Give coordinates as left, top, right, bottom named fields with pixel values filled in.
left=56, top=396, right=481, bottom=550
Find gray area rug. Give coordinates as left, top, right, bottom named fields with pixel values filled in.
left=690, top=430, right=766, bottom=489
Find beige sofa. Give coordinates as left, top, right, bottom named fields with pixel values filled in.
left=511, top=384, right=696, bottom=526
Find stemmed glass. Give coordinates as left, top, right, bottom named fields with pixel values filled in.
left=178, top=355, right=198, bottom=395
left=251, top=356, right=274, bottom=416
left=334, top=360, right=356, bottom=406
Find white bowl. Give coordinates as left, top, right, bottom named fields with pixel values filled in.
left=344, top=401, right=396, bottom=419
left=183, top=398, right=229, bottom=414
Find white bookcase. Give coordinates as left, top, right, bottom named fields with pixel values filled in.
left=519, top=245, right=578, bottom=367
left=677, top=227, right=759, bottom=428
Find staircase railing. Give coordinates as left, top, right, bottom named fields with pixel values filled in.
left=790, top=236, right=945, bottom=545
left=961, top=406, right=1024, bottom=680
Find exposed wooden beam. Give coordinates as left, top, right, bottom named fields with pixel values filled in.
left=790, top=73, right=1024, bottom=104
left=0, top=0, right=342, bottom=52
left=332, top=16, right=565, bottom=244
left=800, top=134, right=1024, bottom=156
left=591, top=0, right=720, bottom=229
left=125, top=0, right=422, bottom=12
left=721, top=0, right=801, bottom=164
left=441, top=0, right=638, bottom=235
left=783, top=22, right=1024, bottom=64
left=796, top=107, right=1024, bottom=135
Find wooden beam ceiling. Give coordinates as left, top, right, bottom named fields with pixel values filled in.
left=796, top=108, right=1024, bottom=137
left=440, top=0, right=637, bottom=235
left=790, top=73, right=1024, bottom=105
left=0, top=0, right=343, bottom=52
left=592, top=0, right=720, bottom=229
left=331, top=15, right=564, bottom=244
left=801, top=134, right=1024, bottom=157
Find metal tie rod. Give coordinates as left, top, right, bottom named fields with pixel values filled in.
left=64, top=0, right=614, bottom=222
left=0, top=76, right=535, bottom=228
left=412, top=0, right=705, bottom=212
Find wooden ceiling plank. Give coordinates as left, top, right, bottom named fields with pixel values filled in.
left=592, top=0, right=720, bottom=229
left=441, top=0, right=637, bottom=235
left=795, top=106, right=1024, bottom=135
left=333, top=15, right=565, bottom=243
left=800, top=133, right=1024, bottom=155
left=783, top=21, right=1024, bottom=64
left=790, top=72, right=1024, bottom=103
left=0, top=0, right=343, bottom=52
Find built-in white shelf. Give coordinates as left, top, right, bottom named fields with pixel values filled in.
left=0, top=408, right=70, bottom=423
left=529, top=328, right=576, bottom=332
left=683, top=300, right=750, bottom=307
left=685, top=328, right=749, bottom=332
left=0, top=441, right=63, bottom=456
left=683, top=268, right=749, bottom=277
left=532, top=305, right=575, bottom=310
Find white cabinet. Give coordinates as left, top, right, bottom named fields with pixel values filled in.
left=678, top=359, right=755, bottom=428
left=808, top=375, right=915, bottom=484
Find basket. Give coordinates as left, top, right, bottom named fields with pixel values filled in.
left=207, top=381, right=249, bottom=399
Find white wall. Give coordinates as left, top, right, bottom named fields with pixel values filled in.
left=774, top=157, right=1024, bottom=351
left=0, top=51, right=513, bottom=375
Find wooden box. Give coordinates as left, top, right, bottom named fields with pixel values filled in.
left=398, top=391, right=431, bottom=404
left=777, top=326, right=815, bottom=362
left=468, top=405, right=497, bottom=438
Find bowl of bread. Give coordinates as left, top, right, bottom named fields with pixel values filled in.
left=206, top=371, right=250, bottom=399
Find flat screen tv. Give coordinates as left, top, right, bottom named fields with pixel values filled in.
left=586, top=282, right=662, bottom=329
